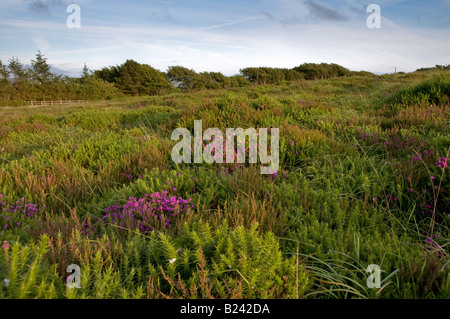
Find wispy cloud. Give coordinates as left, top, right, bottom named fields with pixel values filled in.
left=31, top=33, right=50, bottom=51
left=197, top=14, right=271, bottom=30
left=304, top=0, right=347, bottom=22
left=23, top=0, right=68, bottom=16
left=275, top=0, right=349, bottom=25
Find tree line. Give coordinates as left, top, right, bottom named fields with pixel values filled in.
left=0, top=51, right=118, bottom=103
left=0, top=51, right=361, bottom=103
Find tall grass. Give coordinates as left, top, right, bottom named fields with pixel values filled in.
left=0, top=69, right=449, bottom=298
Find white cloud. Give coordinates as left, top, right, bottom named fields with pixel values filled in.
left=197, top=14, right=270, bottom=31
left=32, top=33, right=50, bottom=51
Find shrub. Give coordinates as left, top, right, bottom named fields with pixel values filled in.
left=0, top=235, right=63, bottom=298
left=386, top=75, right=450, bottom=108
left=146, top=221, right=310, bottom=299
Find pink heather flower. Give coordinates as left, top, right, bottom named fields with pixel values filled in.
left=103, top=192, right=192, bottom=233
left=407, top=177, right=412, bottom=182
left=2, top=241, right=9, bottom=250
left=430, top=176, right=435, bottom=180
left=408, top=189, right=413, bottom=192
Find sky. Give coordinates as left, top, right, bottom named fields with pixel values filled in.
left=0, top=0, right=449, bottom=77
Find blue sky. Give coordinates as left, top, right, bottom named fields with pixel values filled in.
left=0, top=0, right=449, bottom=76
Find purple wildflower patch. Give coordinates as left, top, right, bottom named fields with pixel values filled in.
left=1, top=195, right=42, bottom=231
left=100, top=191, right=192, bottom=234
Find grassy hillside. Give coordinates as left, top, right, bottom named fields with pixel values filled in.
left=0, top=70, right=449, bottom=299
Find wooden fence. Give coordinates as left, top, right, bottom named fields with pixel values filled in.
left=28, top=100, right=88, bottom=106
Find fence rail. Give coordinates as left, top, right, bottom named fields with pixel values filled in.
left=28, top=100, right=88, bottom=106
